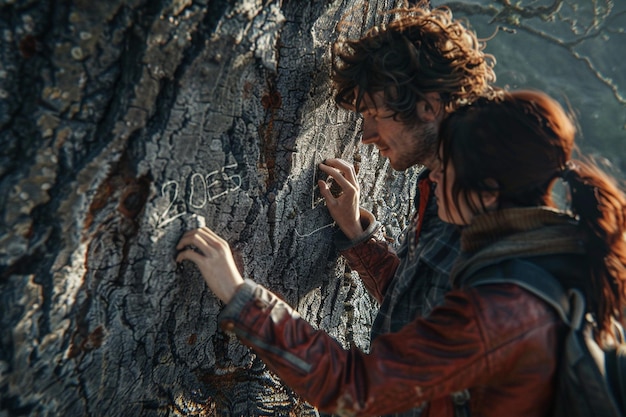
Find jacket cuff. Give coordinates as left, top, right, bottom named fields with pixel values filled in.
left=219, top=279, right=258, bottom=331
left=334, top=208, right=381, bottom=251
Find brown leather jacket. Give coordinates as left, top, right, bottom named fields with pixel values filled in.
left=218, top=208, right=582, bottom=416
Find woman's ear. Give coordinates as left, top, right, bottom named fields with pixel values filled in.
left=481, top=178, right=500, bottom=210
left=416, top=92, right=444, bottom=122
left=481, top=191, right=499, bottom=210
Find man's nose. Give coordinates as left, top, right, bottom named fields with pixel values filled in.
left=361, top=118, right=379, bottom=144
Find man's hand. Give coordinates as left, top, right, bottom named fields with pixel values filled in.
left=318, top=158, right=364, bottom=240
left=176, top=227, right=244, bottom=304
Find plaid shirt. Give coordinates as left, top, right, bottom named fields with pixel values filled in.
left=337, top=172, right=460, bottom=417
left=371, top=178, right=460, bottom=339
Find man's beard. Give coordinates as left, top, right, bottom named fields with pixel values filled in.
left=392, top=121, right=438, bottom=171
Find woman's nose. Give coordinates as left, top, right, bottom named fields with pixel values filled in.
left=361, top=118, right=379, bottom=144
left=428, top=166, right=440, bottom=183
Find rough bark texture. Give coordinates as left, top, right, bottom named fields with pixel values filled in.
left=1, top=0, right=624, bottom=416
left=0, top=1, right=416, bottom=416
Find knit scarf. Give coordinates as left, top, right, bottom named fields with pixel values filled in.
left=451, top=207, right=586, bottom=285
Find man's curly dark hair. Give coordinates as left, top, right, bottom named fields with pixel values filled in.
left=332, top=4, right=497, bottom=124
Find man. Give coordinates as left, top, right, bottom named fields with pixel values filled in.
left=176, top=3, right=500, bottom=416
left=317, top=4, right=497, bottom=415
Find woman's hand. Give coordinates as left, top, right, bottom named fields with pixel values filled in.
left=176, top=227, right=244, bottom=304
left=318, top=158, right=364, bottom=240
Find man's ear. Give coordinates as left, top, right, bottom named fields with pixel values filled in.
left=416, top=92, right=444, bottom=122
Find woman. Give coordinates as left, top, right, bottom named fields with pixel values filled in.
left=176, top=90, right=626, bottom=416
left=429, top=90, right=625, bottom=339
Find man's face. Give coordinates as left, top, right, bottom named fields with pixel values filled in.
left=358, top=92, right=441, bottom=171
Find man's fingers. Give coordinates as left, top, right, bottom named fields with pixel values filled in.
left=322, top=158, right=357, bottom=175
left=323, top=158, right=353, bottom=171
left=318, top=179, right=335, bottom=202
left=320, top=159, right=357, bottom=185
left=319, top=164, right=354, bottom=190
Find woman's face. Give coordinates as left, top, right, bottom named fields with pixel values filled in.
left=428, top=154, right=488, bottom=226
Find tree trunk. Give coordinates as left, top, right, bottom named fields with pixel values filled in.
left=0, top=1, right=417, bottom=415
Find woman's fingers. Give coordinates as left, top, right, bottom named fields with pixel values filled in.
left=176, top=229, right=203, bottom=250
left=176, top=247, right=205, bottom=264
left=175, top=226, right=244, bottom=303
left=176, top=227, right=235, bottom=262
left=176, top=227, right=224, bottom=252
left=195, top=228, right=233, bottom=260
left=198, top=226, right=228, bottom=247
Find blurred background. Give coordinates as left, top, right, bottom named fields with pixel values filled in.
left=436, top=0, right=626, bottom=177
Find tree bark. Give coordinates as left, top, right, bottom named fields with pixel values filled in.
left=3, top=0, right=624, bottom=416
left=0, top=1, right=417, bottom=415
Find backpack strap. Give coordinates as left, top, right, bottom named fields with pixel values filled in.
left=464, top=258, right=585, bottom=329
left=606, top=345, right=626, bottom=413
